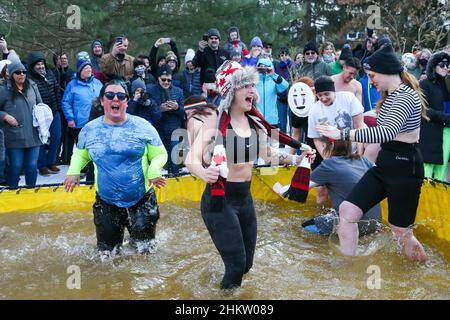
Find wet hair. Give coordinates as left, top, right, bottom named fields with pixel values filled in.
left=344, top=57, right=361, bottom=70
left=99, top=79, right=129, bottom=99
left=323, top=140, right=360, bottom=160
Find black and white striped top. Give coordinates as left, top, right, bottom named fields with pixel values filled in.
left=354, top=84, right=421, bottom=143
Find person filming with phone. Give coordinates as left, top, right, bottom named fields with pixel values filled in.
left=256, top=58, right=289, bottom=128
left=100, top=35, right=135, bottom=81
left=146, top=64, right=184, bottom=175
left=192, top=28, right=230, bottom=85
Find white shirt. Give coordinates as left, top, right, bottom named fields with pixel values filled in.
left=308, top=91, right=363, bottom=139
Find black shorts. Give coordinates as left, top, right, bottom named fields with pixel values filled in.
left=346, top=141, right=424, bottom=228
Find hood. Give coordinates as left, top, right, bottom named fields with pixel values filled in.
left=227, top=26, right=240, bottom=41
left=426, top=51, right=450, bottom=82
left=27, top=52, right=47, bottom=70
left=257, top=58, right=273, bottom=69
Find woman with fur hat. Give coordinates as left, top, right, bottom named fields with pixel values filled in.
left=419, top=51, right=450, bottom=182
left=185, top=61, right=315, bottom=289
left=317, top=44, right=428, bottom=262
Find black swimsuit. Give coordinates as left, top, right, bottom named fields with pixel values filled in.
left=225, top=116, right=260, bottom=164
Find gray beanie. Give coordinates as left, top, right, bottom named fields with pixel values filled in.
left=8, top=60, right=26, bottom=75
left=131, top=78, right=146, bottom=93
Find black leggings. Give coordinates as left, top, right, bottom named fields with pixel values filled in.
left=346, top=141, right=424, bottom=228
left=201, top=181, right=257, bottom=289
left=93, top=188, right=160, bottom=252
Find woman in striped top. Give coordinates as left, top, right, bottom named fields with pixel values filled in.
left=316, top=44, right=428, bottom=262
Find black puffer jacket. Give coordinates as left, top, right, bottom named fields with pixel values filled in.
left=419, top=51, right=450, bottom=164
left=27, top=52, right=60, bottom=113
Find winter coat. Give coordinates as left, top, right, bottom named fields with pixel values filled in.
left=223, top=27, right=248, bottom=57
left=256, top=58, right=289, bottom=125
left=419, top=52, right=450, bottom=164
left=192, top=47, right=230, bottom=84
left=149, top=40, right=181, bottom=78
left=298, top=59, right=331, bottom=80
left=27, top=52, right=60, bottom=114
left=100, top=53, right=135, bottom=81
left=62, top=75, right=102, bottom=128
left=0, top=79, right=43, bottom=148
left=127, top=98, right=161, bottom=126
left=182, top=68, right=202, bottom=98
left=146, top=83, right=184, bottom=144
left=273, top=59, right=293, bottom=102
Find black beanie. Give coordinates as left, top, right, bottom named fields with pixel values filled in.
left=158, top=64, right=173, bottom=77
left=303, top=42, right=318, bottom=54
left=365, top=44, right=403, bottom=74
left=339, top=46, right=353, bottom=61
left=314, top=76, right=335, bottom=93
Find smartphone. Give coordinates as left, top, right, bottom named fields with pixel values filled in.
left=318, top=117, right=329, bottom=125
left=0, top=34, right=5, bottom=40
left=202, top=34, right=209, bottom=42
left=115, top=37, right=123, bottom=45
left=162, top=37, right=171, bottom=44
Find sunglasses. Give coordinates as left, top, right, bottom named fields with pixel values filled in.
left=209, top=37, right=219, bottom=40
left=104, top=91, right=128, bottom=101
left=305, top=51, right=316, bottom=56
left=160, top=78, right=172, bottom=83
left=14, top=71, right=27, bottom=75
left=437, top=62, right=448, bottom=68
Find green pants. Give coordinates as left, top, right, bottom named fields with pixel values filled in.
left=424, top=127, right=450, bottom=182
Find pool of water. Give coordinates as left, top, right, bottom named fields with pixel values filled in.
left=0, top=200, right=448, bottom=299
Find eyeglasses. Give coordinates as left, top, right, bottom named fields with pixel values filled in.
left=437, top=62, right=448, bottom=68
left=305, top=51, right=316, bottom=56
left=160, top=78, right=172, bottom=83
left=14, top=71, right=26, bottom=75
left=209, top=37, right=219, bottom=40
left=104, top=91, right=128, bottom=101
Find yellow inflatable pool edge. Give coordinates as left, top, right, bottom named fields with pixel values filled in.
left=0, top=167, right=449, bottom=243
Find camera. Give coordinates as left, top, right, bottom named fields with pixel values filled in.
left=257, top=66, right=271, bottom=74
left=138, top=91, right=151, bottom=107
left=202, top=34, right=209, bottom=42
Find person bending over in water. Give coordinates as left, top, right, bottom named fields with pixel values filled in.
left=316, top=44, right=428, bottom=262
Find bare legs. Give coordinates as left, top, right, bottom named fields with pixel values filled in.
left=338, top=201, right=427, bottom=262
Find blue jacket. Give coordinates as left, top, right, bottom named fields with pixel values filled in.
left=256, top=58, right=289, bottom=125
left=359, top=74, right=380, bottom=112
left=146, top=83, right=185, bottom=144
left=242, top=54, right=260, bottom=67
left=62, top=76, right=102, bottom=128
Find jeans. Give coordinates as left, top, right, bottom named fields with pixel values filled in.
left=6, top=146, right=41, bottom=188
left=277, top=100, right=289, bottom=134
left=0, top=129, right=5, bottom=182
left=38, top=112, right=62, bottom=169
